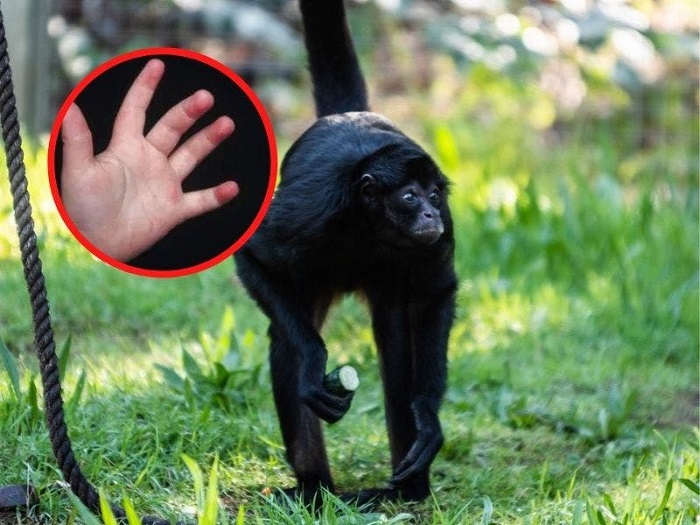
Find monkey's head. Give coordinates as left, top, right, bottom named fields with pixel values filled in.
left=277, top=113, right=452, bottom=250
left=357, top=148, right=448, bottom=248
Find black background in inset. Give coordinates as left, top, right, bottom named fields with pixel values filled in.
left=55, top=53, right=272, bottom=271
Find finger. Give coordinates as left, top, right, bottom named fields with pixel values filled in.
left=303, top=397, right=344, bottom=424
left=146, top=89, right=214, bottom=155
left=169, top=116, right=235, bottom=181
left=178, top=180, right=239, bottom=222
left=112, top=59, right=165, bottom=138
left=301, top=387, right=352, bottom=424
left=390, top=439, right=439, bottom=484
left=61, top=104, right=94, bottom=179
left=390, top=434, right=442, bottom=485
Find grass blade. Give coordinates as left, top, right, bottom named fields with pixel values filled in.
left=99, top=491, right=119, bottom=525
left=123, top=497, right=143, bottom=525
left=155, top=364, right=185, bottom=392
left=0, top=338, right=20, bottom=398
left=203, top=456, right=219, bottom=525
left=58, top=334, right=72, bottom=381
left=182, top=454, right=205, bottom=512
left=68, top=369, right=87, bottom=409
left=678, top=478, right=699, bottom=495
left=653, top=478, right=674, bottom=519
left=480, top=496, right=493, bottom=525
left=27, top=376, right=40, bottom=425
left=183, top=350, right=204, bottom=381
left=66, top=489, right=102, bottom=525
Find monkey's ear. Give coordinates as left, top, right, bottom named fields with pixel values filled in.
left=360, top=174, right=378, bottom=204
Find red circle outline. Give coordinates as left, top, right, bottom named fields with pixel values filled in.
left=48, top=47, right=278, bottom=278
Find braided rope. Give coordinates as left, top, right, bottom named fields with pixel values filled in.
left=0, top=4, right=177, bottom=524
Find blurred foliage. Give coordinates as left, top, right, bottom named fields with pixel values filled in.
left=155, top=306, right=269, bottom=414
left=50, top=0, right=302, bottom=85
left=50, top=1, right=698, bottom=129
left=422, top=0, right=698, bottom=114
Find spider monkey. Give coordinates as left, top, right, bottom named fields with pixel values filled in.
left=235, top=0, right=456, bottom=505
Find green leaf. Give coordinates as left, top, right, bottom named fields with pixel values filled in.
left=99, top=491, right=119, bottom=525
left=433, top=124, right=460, bottom=173
left=571, top=500, right=584, bottom=525
left=595, top=509, right=608, bottom=525
left=0, top=338, right=20, bottom=398
left=27, top=376, right=40, bottom=425
left=68, top=370, right=87, bottom=409
left=184, top=379, right=196, bottom=408
left=587, top=502, right=605, bottom=525
left=241, top=329, right=256, bottom=351
left=123, top=497, right=143, bottom=525
left=214, top=306, right=235, bottom=362
left=182, top=454, right=205, bottom=511
left=66, top=490, right=102, bottom=525
left=653, top=478, right=674, bottom=520
left=602, top=493, right=617, bottom=518
left=678, top=477, right=700, bottom=495
left=236, top=504, right=245, bottom=525
left=480, top=496, right=493, bottom=525
left=183, top=350, right=204, bottom=380
left=203, top=456, right=219, bottom=525
left=155, top=364, right=185, bottom=392
left=58, top=334, right=73, bottom=381
left=214, top=363, right=230, bottom=387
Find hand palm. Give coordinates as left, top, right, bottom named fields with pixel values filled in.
left=60, top=59, right=238, bottom=262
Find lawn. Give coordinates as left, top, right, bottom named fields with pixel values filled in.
left=0, top=72, right=698, bottom=523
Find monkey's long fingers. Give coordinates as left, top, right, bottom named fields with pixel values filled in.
left=389, top=431, right=443, bottom=485
left=301, top=387, right=354, bottom=424
left=178, top=181, right=239, bottom=222
left=112, top=59, right=165, bottom=139
left=146, top=90, right=215, bottom=156
left=169, top=116, right=235, bottom=182
left=61, top=104, right=94, bottom=176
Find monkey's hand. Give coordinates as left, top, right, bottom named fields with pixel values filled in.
left=390, top=397, right=444, bottom=485
left=60, top=59, right=238, bottom=262
left=299, top=364, right=355, bottom=424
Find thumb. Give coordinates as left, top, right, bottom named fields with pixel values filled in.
left=61, top=104, right=94, bottom=177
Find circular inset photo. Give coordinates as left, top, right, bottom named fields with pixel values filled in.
left=48, top=47, right=277, bottom=277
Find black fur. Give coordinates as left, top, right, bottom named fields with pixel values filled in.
left=235, top=0, right=456, bottom=505
left=300, top=0, right=368, bottom=116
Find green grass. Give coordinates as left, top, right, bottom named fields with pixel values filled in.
left=0, top=87, right=698, bottom=525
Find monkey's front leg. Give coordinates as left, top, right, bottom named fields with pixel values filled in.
left=349, top=291, right=429, bottom=503
left=236, top=249, right=353, bottom=423
left=389, top=286, right=455, bottom=492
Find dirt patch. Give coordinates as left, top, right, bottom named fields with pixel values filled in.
left=0, top=513, right=34, bottom=525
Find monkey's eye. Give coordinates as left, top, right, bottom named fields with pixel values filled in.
left=402, top=191, right=418, bottom=204
left=429, top=189, right=440, bottom=204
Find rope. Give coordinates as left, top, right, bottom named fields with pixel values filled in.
left=0, top=3, right=180, bottom=524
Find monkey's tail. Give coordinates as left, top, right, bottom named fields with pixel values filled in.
left=300, top=0, right=369, bottom=117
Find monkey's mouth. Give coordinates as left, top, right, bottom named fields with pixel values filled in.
left=391, top=225, right=443, bottom=248
left=412, top=226, right=444, bottom=245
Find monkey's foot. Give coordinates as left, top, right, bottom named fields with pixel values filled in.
left=339, top=487, right=400, bottom=508
left=340, top=484, right=430, bottom=508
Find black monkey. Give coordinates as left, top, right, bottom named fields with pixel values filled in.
left=235, top=0, right=456, bottom=505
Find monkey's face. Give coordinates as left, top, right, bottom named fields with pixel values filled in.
left=360, top=173, right=445, bottom=248
left=385, top=181, right=444, bottom=245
